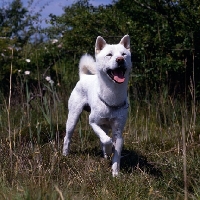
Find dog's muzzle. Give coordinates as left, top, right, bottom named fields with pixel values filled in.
left=107, top=57, right=127, bottom=84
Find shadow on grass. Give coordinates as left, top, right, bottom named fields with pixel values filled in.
left=74, top=146, right=163, bottom=178
left=120, top=149, right=163, bottom=178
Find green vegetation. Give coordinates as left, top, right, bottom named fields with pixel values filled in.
left=0, top=0, right=200, bottom=199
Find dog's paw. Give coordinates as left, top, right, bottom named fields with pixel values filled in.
left=112, top=163, right=120, bottom=177
left=103, top=143, right=113, bottom=158
left=62, top=149, right=69, bottom=156
left=112, top=170, right=120, bottom=177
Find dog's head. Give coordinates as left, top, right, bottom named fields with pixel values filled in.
left=95, top=35, right=132, bottom=84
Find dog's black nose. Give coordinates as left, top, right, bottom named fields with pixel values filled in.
left=116, top=57, right=124, bottom=64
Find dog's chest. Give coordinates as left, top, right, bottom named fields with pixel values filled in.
left=92, top=105, right=128, bottom=122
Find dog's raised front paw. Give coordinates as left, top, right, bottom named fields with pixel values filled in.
left=100, top=136, right=112, bottom=145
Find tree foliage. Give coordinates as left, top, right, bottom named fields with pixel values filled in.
left=0, top=0, right=42, bottom=93
left=114, top=0, right=200, bottom=95
left=1, top=0, right=200, bottom=99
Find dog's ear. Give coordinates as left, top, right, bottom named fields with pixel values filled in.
left=95, top=36, right=107, bottom=54
left=119, top=35, right=130, bottom=51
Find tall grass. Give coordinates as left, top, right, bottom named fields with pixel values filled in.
left=0, top=58, right=200, bottom=199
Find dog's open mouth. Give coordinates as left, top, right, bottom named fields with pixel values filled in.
left=107, top=66, right=126, bottom=84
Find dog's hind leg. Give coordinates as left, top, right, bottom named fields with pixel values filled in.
left=63, top=110, right=81, bottom=156
left=102, top=142, right=113, bottom=159
left=63, top=90, right=85, bottom=156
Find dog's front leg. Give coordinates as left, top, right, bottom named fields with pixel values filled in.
left=90, top=122, right=113, bottom=145
left=89, top=117, right=112, bottom=145
left=112, top=134, right=123, bottom=177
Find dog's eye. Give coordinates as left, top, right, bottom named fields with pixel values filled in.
left=106, top=53, right=112, bottom=57
left=122, top=53, right=126, bottom=56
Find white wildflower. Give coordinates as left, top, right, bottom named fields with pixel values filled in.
left=25, top=59, right=31, bottom=63
left=15, top=47, right=22, bottom=51
left=8, top=46, right=13, bottom=50
left=45, top=76, right=51, bottom=81
left=18, top=70, right=21, bottom=73
left=45, top=76, right=54, bottom=85
left=1, top=53, right=5, bottom=57
left=57, top=43, right=62, bottom=48
left=52, top=39, right=58, bottom=44
left=49, top=80, right=54, bottom=84
left=24, top=71, right=30, bottom=75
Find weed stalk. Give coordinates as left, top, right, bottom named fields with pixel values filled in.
left=182, top=111, right=188, bottom=200
left=7, top=48, right=14, bottom=172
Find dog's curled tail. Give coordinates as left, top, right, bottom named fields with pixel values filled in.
left=79, top=54, right=96, bottom=78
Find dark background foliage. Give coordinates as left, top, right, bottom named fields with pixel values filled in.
left=1, top=0, right=200, bottom=100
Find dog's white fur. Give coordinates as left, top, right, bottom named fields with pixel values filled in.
left=63, top=35, right=132, bottom=176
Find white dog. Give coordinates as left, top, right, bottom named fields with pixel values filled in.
left=63, top=35, right=132, bottom=176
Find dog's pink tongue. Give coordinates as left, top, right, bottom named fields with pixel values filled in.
left=113, top=70, right=125, bottom=83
